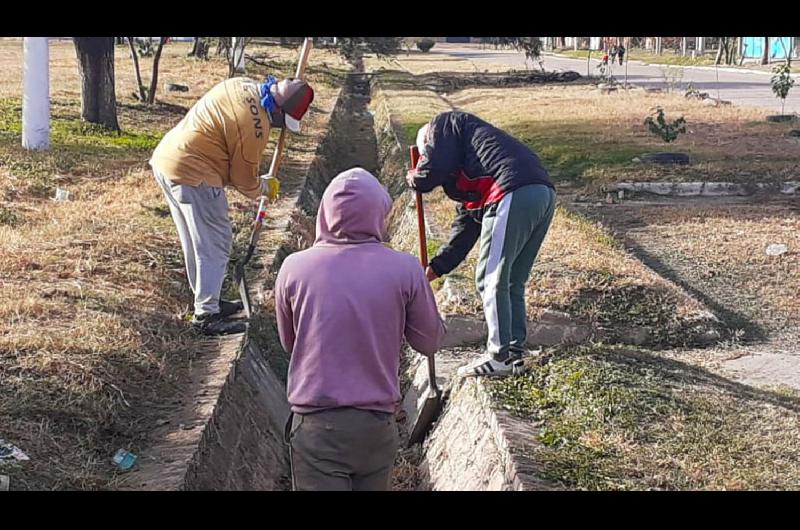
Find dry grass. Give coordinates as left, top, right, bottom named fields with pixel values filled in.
left=368, top=51, right=800, bottom=188
left=583, top=201, right=800, bottom=341
left=558, top=48, right=717, bottom=67
left=371, top=87, right=453, bottom=146
left=364, top=50, right=517, bottom=76
left=0, top=39, right=348, bottom=116
left=448, top=84, right=800, bottom=186
left=0, top=39, right=344, bottom=490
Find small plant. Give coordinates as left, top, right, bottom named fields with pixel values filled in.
left=771, top=63, right=795, bottom=115
left=0, top=206, right=20, bottom=227
left=644, top=107, right=687, bottom=143
left=416, top=39, right=436, bottom=53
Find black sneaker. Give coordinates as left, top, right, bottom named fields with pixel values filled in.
left=219, top=299, right=244, bottom=318
left=192, top=312, right=246, bottom=336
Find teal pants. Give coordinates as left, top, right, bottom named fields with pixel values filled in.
left=475, top=184, right=556, bottom=361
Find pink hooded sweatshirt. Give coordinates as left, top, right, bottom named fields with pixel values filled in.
left=275, top=168, right=446, bottom=414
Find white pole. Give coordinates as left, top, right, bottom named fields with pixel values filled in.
left=232, top=37, right=245, bottom=73
left=22, top=37, right=50, bottom=151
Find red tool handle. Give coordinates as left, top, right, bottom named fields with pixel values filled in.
left=410, top=146, right=428, bottom=269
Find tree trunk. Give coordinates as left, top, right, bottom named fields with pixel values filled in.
left=718, top=38, right=730, bottom=65
left=655, top=37, right=663, bottom=55
left=146, top=37, right=167, bottom=105
left=73, top=37, right=119, bottom=131
left=216, top=37, right=230, bottom=57
left=189, top=37, right=200, bottom=57
left=738, top=37, right=746, bottom=65
left=127, top=37, right=147, bottom=102
left=228, top=37, right=248, bottom=78
left=762, top=37, right=770, bottom=65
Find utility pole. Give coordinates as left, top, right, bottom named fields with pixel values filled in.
left=22, top=37, right=50, bottom=151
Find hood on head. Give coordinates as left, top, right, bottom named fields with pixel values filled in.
left=315, top=168, right=392, bottom=245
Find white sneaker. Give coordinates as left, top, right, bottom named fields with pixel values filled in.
left=457, top=353, right=527, bottom=378
left=510, top=346, right=543, bottom=360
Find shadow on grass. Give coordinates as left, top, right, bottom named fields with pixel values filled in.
left=600, top=346, right=800, bottom=414
left=576, top=204, right=780, bottom=343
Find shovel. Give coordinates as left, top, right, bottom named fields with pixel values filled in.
left=407, top=145, right=444, bottom=447
left=235, top=37, right=314, bottom=318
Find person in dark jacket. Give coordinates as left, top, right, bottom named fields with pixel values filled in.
left=406, top=111, right=556, bottom=378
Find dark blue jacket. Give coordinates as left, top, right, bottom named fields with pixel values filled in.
left=412, top=111, right=553, bottom=276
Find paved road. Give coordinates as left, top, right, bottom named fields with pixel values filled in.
left=433, top=44, right=800, bottom=115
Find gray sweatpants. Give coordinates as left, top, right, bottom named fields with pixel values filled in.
left=286, top=408, right=400, bottom=491
left=475, top=184, right=556, bottom=361
left=153, top=168, right=232, bottom=317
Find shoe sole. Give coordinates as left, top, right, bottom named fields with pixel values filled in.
left=193, top=321, right=247, bottom=336
left=458, top=361, right=525, bottom=379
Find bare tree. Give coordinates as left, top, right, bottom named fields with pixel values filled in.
left=125, top=37, right=167, bottom=105
left=147, top=37, right=168, bottom=104
left=127, top=37, right=147, bottom=102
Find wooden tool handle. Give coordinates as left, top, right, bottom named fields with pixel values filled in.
left=410, top=146, right=428, bottom=268
left=267, top=37, right=314, bottom=180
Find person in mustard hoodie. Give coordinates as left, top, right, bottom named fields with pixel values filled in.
left=150, top=76, right=314, bottom=335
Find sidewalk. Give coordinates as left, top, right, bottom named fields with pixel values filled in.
left=543, top=51, right=800, bottom=79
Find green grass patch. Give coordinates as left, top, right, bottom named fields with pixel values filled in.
left=0, top=205, right=20, bottom=226
left=402, top=120, right=429, bottom=146
left=487, top=344, right=800, bottom=490
left=507, top=122, right=646, bottom=182
left=557, top=49, right=715, bottom=67
left=0, top=98, right=162, bottom=152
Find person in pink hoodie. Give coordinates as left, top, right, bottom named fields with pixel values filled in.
left=274, top=167, right=446, bottom=491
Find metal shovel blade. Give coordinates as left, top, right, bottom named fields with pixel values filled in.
left=407, top=388, right=443, bottom=447
left=407, top=353, right=444, bottom=447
